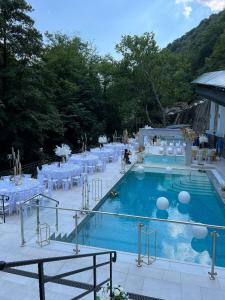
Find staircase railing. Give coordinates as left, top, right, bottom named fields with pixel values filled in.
left=0, top=250, right=117, bottom=300
left=20, top=194, right=59, bottom=246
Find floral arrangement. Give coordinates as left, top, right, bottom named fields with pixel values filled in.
left=181, top=128, right=196, bottom=141
left=54, top=144, right=71, bottom=159
left=97, top=284, right=130, bottom=300
left=98, top=135, right=108, bottom=144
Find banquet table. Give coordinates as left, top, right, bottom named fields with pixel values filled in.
left=103, top=143, right=127, bottom=154
left=0, top=177, right=44, bottom=213
left=90, top=148, right=115, bottom=160
left=41, top=163, right=82, bottom=180
left=69, top=153, right=99, bottom=167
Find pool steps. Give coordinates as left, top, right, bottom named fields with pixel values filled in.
left=169, top=177, right=216, bottom=196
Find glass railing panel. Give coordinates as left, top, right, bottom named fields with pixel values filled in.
left=21, top=195, right=58, bottom=245
left=76, top=211, right=139, bottom=255
left=21, top=200, right=37, bottom=245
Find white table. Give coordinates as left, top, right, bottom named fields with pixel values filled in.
left=41, top=163, right=82, bottom=180
left=69, top=153, right=98, bottom=166
left=0, top=177, right=43, bottom=213
left=90, top=148, right=115, bottom=160
left=103, top=143, right=126, bottom=154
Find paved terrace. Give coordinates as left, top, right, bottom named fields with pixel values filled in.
left=0, top=151, right=225, bottom=300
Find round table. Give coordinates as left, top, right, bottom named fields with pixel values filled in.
left=0, top=177, right=43, bottom=213
left=69, top=153, right=99, bottom=167
left=103, top=143, right=126, bottom=154
left=90, top=148, right=115, bottom=160
left=41, top=163, right=82, bottom=180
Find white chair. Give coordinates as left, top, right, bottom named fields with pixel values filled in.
left=72, top=175, right=82, bottom=186
left=167, top=147, right=174, bottom=155
left=52, top=178, right=59, bottom=190
left=87, top=165, right=95, bottom=174
left=176, top=147, right=182, bottom=155
left=109, top=155, right=114, bottom=162
left=96, top=161, right=104, bottom=172
left=102, top=156, right=108, bottom=164
left=62, top=178, right=72, bottom=191
left=159, top=147, right=164, bottom=154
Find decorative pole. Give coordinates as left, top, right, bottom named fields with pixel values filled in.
left=181, top=128, right=195, bottom=167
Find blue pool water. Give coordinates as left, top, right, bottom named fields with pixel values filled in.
left=144, top=155, right=185, bottom=165
left=76, top=169, right=225, bottom=267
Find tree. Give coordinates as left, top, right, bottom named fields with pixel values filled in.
left=0, top=0, right=42, bottom=102
left=0, top=0, right=57, bottom=164
left=116, top=32, right=191, bottom=126
left=42, top=33, right=105, bottom=147
left=205, top=29, right=225, bottom=71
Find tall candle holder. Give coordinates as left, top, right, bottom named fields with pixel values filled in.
left=11, top=147, right=23, bottom=185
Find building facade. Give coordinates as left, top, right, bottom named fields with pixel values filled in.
left=193, top=71, right=225, bottom=157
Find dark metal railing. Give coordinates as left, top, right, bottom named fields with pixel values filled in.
left=0, top=195, right=9, bottom=223
left=0, top=250, right=117, bottom=300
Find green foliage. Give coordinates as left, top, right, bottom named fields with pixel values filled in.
left=115, top=33, right=192, bottom=126
left=205, top=29, right=225, bottom=71
left=168, top=10, right=225, bottom=76
left=0, top=0, right=224, bottom=167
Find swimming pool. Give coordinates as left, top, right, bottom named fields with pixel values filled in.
left=144, top=154, right=185, bottom=165
left=75, top=168, right=225, bottom=267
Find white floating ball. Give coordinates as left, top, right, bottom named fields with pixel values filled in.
left=136, top=165, right=144, bottom=173
left=192, top=225, right=208, bottom=239
left=136, top=165, right=145, bottom=180
left=156, top=197, right=169, bottom=210
left=166, top=166, right=172, bottom=172
left=178, top=191, right=191, bottom=204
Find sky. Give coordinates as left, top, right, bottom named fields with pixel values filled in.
left=28, top=0, right=225, bottom=57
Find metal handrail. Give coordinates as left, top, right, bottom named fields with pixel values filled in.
left=20, top=197, right=225, bottom=280
left=0, top=250, right=117, bottom=300
left=22, top=194, right=59, bottom=205
left=0, top=250, right=116, bottom=269
left=19, top=195, right=59, bottom=246
left=22, top=201, right=225, bottom=231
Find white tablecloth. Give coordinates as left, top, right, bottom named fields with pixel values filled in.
left=103, top=143, right=126, bottom=154
left=41, top=163, right=82, bottom=180
left=90, top=148, right=115, bottom=159
left=69, top=153, right=99, bottom=167
left=0, top=178, right=43, bottom=212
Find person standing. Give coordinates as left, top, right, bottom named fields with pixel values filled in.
left=124, top=149, right=131, bottom=164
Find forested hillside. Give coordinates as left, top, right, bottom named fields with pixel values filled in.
left=167, top=9, right=225, bottom=77
left=0, top=0, right=225, bottom=167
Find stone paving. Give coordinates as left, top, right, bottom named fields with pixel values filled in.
left=0, top=152, right=225, bottom=300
